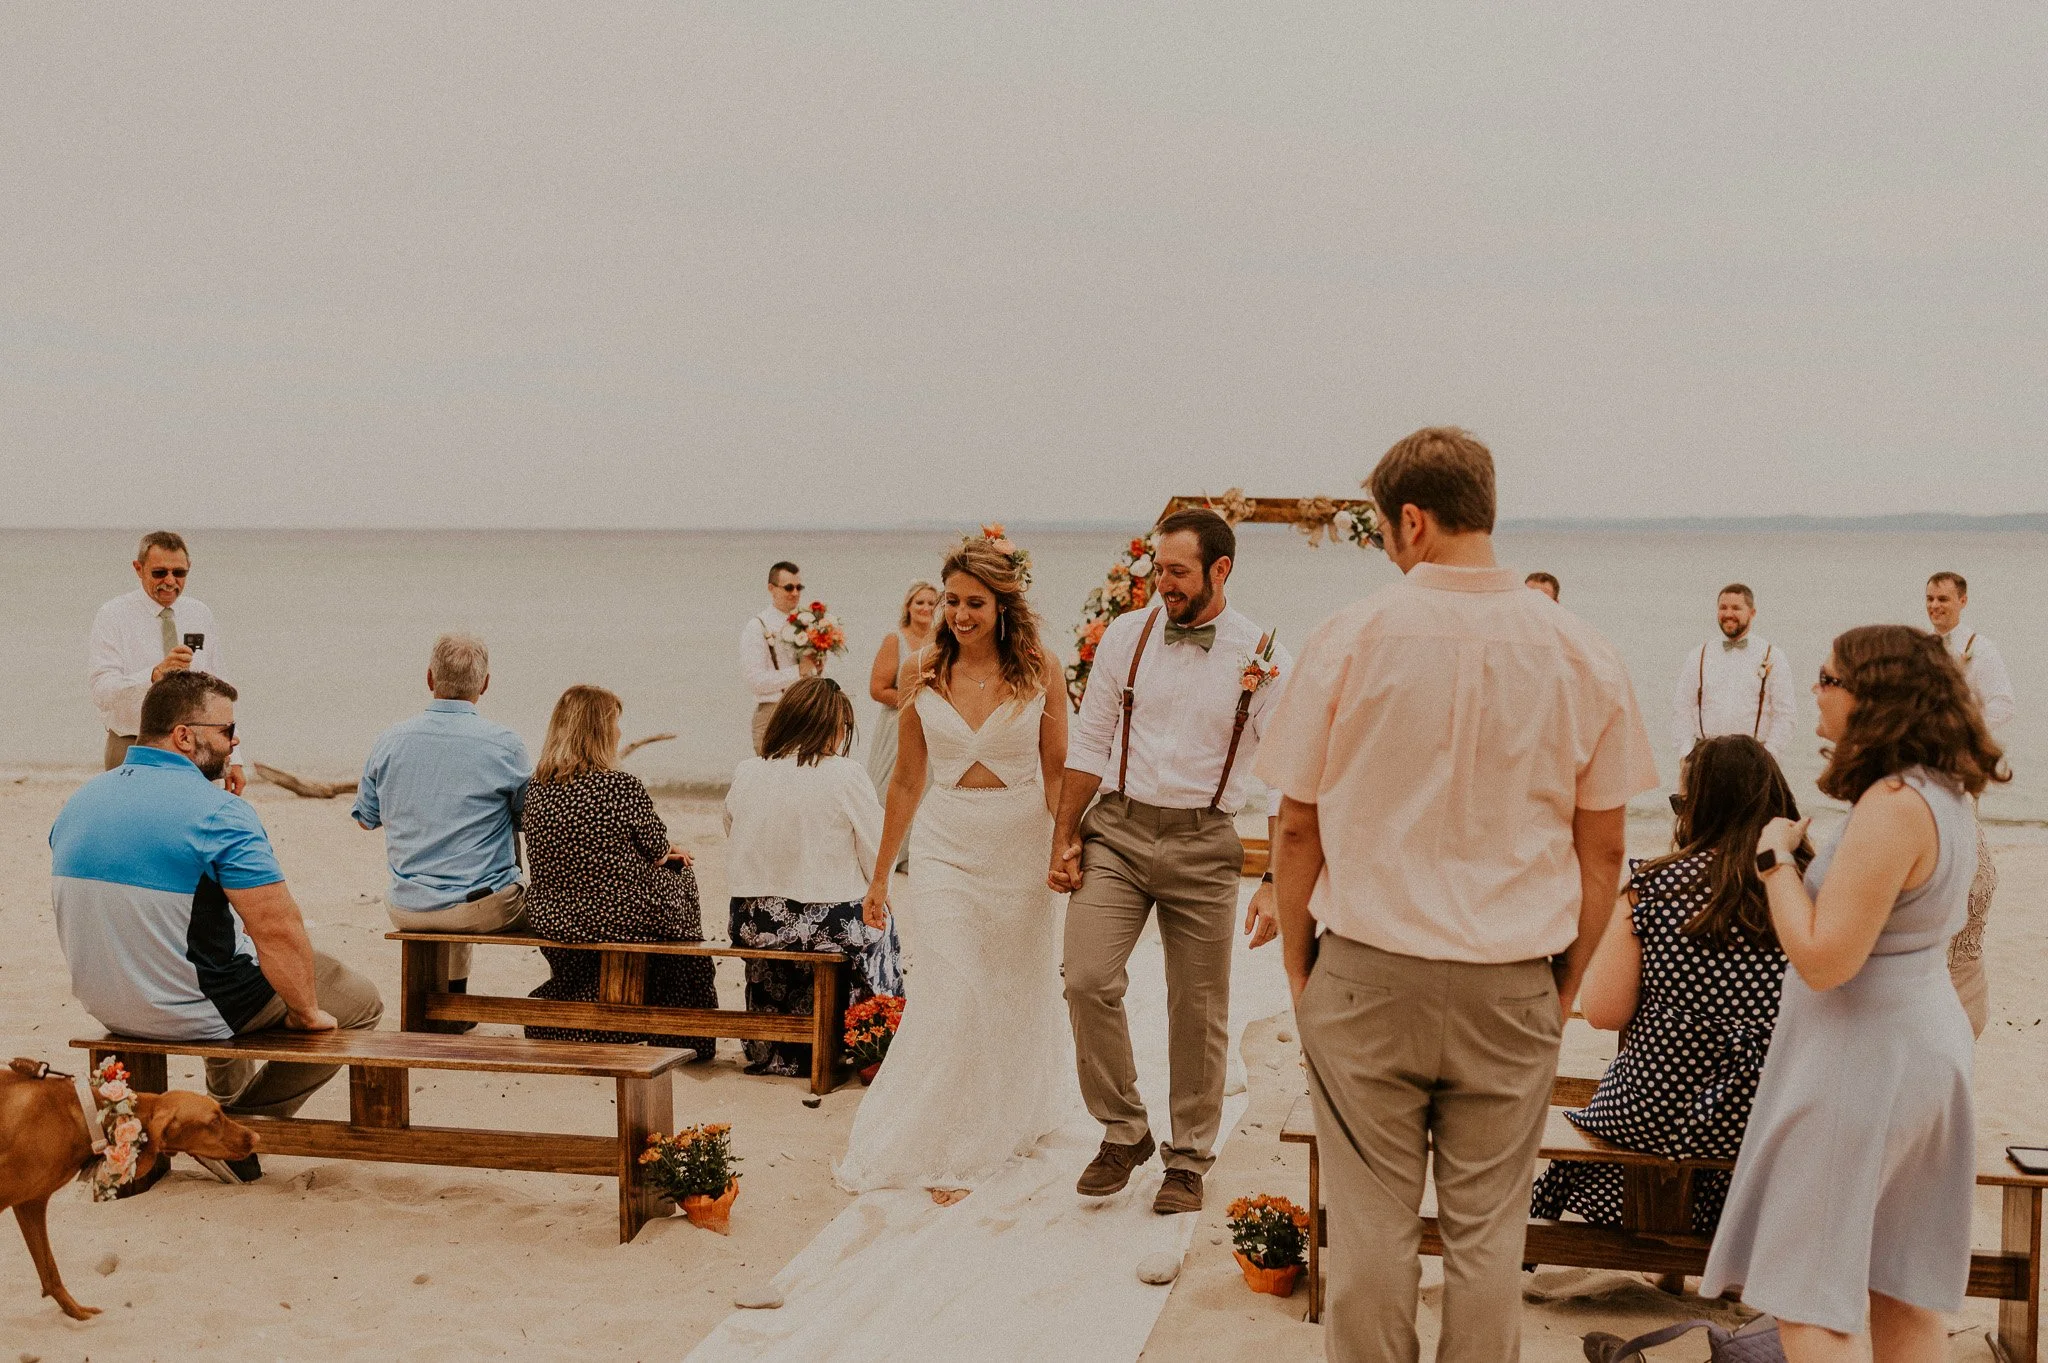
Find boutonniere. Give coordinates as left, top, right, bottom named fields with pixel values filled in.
left=1239, top=630, right=1281, bottom=694
left=86, top=1056, right=147, bottom=1201
left=1756, top=658, right=1774, bottom=681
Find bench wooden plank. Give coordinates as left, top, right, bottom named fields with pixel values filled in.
left=72, top=1031, right=690, bottom=1080
left=236, top=1117, right=617, bottom=1176
left=385, top=930, right=844, bottom=964
left=422, top=993, right=813, bottom=1043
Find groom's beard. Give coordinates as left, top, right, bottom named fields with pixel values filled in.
left=1166, top=580, right=1215, bottom=626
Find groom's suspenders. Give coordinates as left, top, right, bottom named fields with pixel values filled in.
left=1116, top=607, right=1162, bottom=794
left=1207, top=631, right=1270, bottom=812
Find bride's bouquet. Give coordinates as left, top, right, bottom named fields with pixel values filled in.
left=778, top=599, right=848, bottom=662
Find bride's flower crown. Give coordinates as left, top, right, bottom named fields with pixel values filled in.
left=970, top=523, right=1033, bottom=589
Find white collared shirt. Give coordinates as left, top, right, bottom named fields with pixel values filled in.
left=1068, top=604, right=1291, bottom=814
left=1671, top=632, right=1796, bottom=760
left=740, top=605, right=803, bottom=704
left=1943, top=629, right=2016, bottom=731
left=87, top=589, right=248, bottom=767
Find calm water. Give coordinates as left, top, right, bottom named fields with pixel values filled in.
left=6, top=527, right=2042, bottom=824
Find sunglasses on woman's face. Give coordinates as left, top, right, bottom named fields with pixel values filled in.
left=1815, top=667, right=1849, bottom=691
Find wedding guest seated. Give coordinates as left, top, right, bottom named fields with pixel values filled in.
left=724, top=677, right=904, bottom=1077
left=1531, top=734, right=1803, bottom=1236
left=352, top=634, right=531, bottom=1021
left=49, top=672, right=383, bottom=1181
left=520, top=684, right=716, bottom=1057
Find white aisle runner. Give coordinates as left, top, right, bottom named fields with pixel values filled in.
left=686, top=883, right=1289, bottom=1363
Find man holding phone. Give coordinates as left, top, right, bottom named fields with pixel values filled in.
left=88, top=530, right=250, bottom=793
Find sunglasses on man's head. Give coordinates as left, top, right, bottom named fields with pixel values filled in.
left=149, top=567, right=189, bottom=580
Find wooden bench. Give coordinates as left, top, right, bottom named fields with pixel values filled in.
left=76, top=1029, right=689, bottom=1243
left=1281, top=1079, right=2048, bottom=1363
left=388, top=929, right=850, bottom=1096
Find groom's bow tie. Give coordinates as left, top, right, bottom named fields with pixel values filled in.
left=1722, top=636, right=1750, bottom=652
left=1164, top=622, right=1217, bottom=650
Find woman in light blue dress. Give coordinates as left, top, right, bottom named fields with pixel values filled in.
left=1704, top=625, right=2009, bottom=1363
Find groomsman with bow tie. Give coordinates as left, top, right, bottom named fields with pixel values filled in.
left=1052, top=508, right=1290, bottom=1217
left=1670, top=583, right=1796, bottom=763
left=88, top=530, right=249, bottom=793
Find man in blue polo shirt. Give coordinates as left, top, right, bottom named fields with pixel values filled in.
left=353, top=633, right=530, bottom=1005
left=50, top=671, right=383, bottom=1179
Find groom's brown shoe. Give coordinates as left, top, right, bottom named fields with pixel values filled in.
left=1076, top=1132, right=1156, bottom=1196
left=1152, top=1168, right=1203, bottom=1215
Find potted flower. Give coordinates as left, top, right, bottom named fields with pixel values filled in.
left=1227, top=1194, right=1309, bottom=1296
left=843, top=994, right=904, bottom=1084
left=641, top=1124, right=742, bottom=1233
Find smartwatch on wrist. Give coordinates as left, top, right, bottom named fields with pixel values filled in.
left=1259, top=870, right=1275, bottom=884
left=1756, top=848, right=1788, bottom=876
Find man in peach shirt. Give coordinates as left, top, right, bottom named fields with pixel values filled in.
left=1256, top=428, right=1658, bottom=1363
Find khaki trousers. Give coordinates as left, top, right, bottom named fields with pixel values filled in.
left=205, top=952, right=385, bottom=1119
left=752, top=702, right=776, bottom=756
left=104, top=731, right=136, bottom=769
left=1062, top=792, right=1242, bottom=1174
left=386, top=881, right=528, bottom=981
left=1297, top=935, right=1562, bottom=1363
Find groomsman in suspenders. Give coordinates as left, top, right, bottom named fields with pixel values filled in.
left=740, top=560, right=821, bottom=755
left=1052, top=508, right=1291, bottom=1216
left=1670, top=583, right=1796, bottom=764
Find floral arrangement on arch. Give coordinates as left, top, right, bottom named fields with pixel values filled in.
left=1227, top=1193, right=1310, bottom=1270
left=778, top=600, right=848, bottom=662
left=640, top=1122, right=741, bottom=1202
left=843, top=994, right=905, bottom=1069
left=1064, top=532, right=1158, bottom=709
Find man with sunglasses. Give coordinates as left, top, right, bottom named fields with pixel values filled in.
left=88, top=530, right=249, bottom=793
left=740, top=560, right=824, bottom=756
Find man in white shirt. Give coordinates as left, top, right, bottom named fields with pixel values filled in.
left=1926, top=571, right=2016, bottom=731
left=740, top=560, right=822, bottom=756
left=88, top=531, right=249, bottom=794
left=1052, top=508, right=1288, bottom=1216
left=1671, top=583, right=1796, bottom=764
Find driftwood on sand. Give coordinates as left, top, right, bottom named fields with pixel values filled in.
left=256, top=734, right=678, bottom=799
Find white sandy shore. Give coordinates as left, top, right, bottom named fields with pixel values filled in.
left=0, top=776, right=2039, bottom=1360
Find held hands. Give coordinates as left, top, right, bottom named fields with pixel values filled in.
left=1242, top=882, right=1279, bottom=949
left=152, top=645, right=194, bottom=683
left=1046, top=837, right=1083, bottom=893
left=286, top=1006, right=338, bottom=1032
left=1757, top=816, right=1811, bottom=862
left=861, top=883, right=890, bottom=931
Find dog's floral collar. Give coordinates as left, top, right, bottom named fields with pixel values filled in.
left=83, top=1057, right=147, bottom=1202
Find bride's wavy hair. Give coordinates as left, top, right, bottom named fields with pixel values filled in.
left=1818, top=624, right=2008, bottom=803
left=917, top=537, right=1046, bottom=703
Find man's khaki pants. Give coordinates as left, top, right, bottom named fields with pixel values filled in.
left=104, top=732, right=136, bottom=769
left=752, top=702, right=776, bottom=756
left=1062, top=793, right=1241, bottom=1174
left=385, top=881, right=529, bottom=981
left=1297, top=934, right=1562, bottom=1363
left=205, top=952, right=386, bottom=1120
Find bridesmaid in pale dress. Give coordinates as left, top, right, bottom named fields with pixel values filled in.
left=865, top=581, right=938, bottom=872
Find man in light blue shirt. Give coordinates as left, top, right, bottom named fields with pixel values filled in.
left=353, top=634, right=531, bottom=998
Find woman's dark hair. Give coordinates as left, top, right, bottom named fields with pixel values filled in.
left=1636, top=735, right=1807, bottom=948
left=763, top=677, right=855, bottom=766
left=1818, top=625, right=2009, bottom=804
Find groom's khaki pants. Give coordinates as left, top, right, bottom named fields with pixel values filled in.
left=1063, top=792, right=1241, bottom=1175
left=1298, top=934, right=1561, bottom=1363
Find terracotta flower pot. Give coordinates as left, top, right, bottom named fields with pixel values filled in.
left=681, top=1179, right=739, bottom=1234
left=859, top=1062, right=881, bottom=1085
left=1234, top=1251, right=1302, bottom=1298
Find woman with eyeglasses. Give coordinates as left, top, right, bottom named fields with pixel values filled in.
left=1530, top=734, right=1801, bottom=1241
left=725, top=677, right=904, bottom=1077
left=865, top=580, right=940, bottom=873
left=1703, top=627, right=2008, bottom=1363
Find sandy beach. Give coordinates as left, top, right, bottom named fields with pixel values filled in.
left=1, top=777, right=2039, bottom=1361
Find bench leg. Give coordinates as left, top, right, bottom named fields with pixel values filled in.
left=91, top=1049, right=168, bottom=1094
left=1307, top=1136, right=1322, bottom=1324
left=1620, top=1165, right=1695, bottom=1237
left=599, top=951, right=649, bottom=1006
left=810, top=960, right=843, bottom=1097
left=350, top=1066, right=411, bottom=1129
left=400, top=939, right=459, bottom=1035
left=1996, top=1187, right=2043, bottom=1363
left=616, top=1073, right=673, bottom=1244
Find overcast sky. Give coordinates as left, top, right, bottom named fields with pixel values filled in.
left=4, top=3, right=2044, bottom=529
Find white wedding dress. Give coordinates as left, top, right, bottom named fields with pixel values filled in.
left=835, top=685, right=1079, bottom=1192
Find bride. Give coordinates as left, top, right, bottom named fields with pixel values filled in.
left=837, top=534, right=1078, bottom=1203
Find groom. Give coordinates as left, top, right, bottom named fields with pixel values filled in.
left=1051, top=508, right=1290, bottom=1215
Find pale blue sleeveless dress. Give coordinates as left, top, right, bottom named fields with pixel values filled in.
left=1701, top=769, right=1977, bottom=1332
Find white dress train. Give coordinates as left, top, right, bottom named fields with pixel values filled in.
left=835, top=686, right=1079, bottom=1192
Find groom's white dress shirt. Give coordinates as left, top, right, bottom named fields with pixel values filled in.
left=88, top=589, right=250, bottom=768
left=740, top=605, right=802, bottom=704
left=1069, top=604, right=1291, bottom=815
left=1671, top=632, right=1795, bottom=760
left=1942, top=628, right=2016, bottom=731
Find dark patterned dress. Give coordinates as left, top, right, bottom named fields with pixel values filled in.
left=729, top=897, right=904, bottom=1077
left=1530, top=852, right=1788, bottom=1234
left=521, top=769, right=717, bottom=1057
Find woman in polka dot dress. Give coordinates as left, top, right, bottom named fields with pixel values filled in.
left=1531, top=735, right=1805, bottom=1234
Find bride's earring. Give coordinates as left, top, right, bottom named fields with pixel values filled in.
left=999, top=610, right=1006, bottom=641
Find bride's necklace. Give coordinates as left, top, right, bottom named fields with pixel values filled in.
left=954, top=660, right=1001, bottom=691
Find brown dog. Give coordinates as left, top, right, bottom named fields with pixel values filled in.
left=1, top=1058, right=257, bottom=1320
